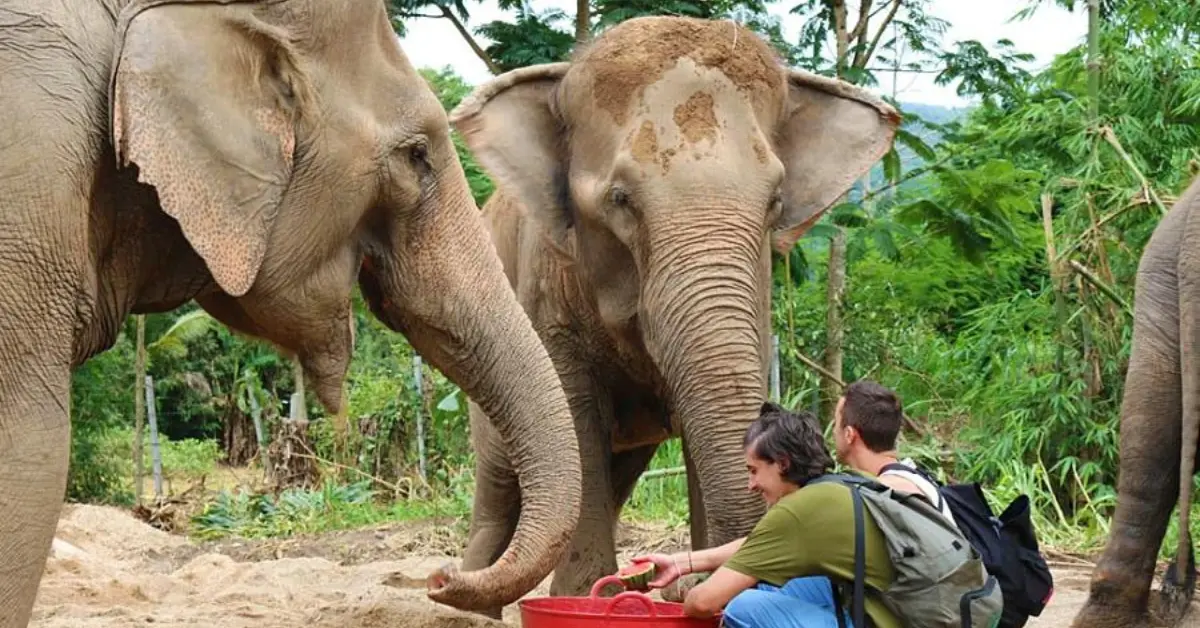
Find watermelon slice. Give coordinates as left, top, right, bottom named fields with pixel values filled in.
left=617, top=561, right=657, bottom=590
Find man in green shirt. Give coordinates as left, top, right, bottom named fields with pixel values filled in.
left=630, top=402, right=900, bottom=627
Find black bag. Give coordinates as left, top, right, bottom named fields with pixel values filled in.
left=882, top=464, right=1055, bottom=628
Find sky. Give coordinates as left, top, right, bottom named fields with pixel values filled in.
left=397, top=0, right=1089, bottom=108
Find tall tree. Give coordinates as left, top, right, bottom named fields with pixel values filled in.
left=389, top=0, right=502, bottom=73
left=789, top=0, right=947, bottom=421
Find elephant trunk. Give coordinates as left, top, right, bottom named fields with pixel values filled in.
left=641, top=211, right=769, bottom=546
left=421, top=295, right=581, bottom=610
left=359, top=185, right=581, bottom=611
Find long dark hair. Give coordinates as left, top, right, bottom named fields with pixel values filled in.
left=743, top=401, right=833, bottom=486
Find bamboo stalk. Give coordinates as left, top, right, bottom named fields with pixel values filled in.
left=1043, top=193, right=1070, bottom=373
left=1101, top=126, right=1169, bottom=215
left=1056, top=197, right=1160, bottom=261
left=1068, top=259, right=1132, bottom=316
left=643, top=467, right=688, bottom=480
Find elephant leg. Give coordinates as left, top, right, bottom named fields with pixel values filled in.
left=1074, top=209, right=1185, bottom=628
left=0, top=317, right=73, bottom=628
left=0, top=377, right=71, bottom=628
left=549, top=377, right=618, bottom=598
left=460, top=401, right=520, bottom=620
left=609, top=443, right=659, bottom=519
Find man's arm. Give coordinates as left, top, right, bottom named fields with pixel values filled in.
left=668, top=536, right=746, bottom=576
left=682, top=566, right=757, bottom=618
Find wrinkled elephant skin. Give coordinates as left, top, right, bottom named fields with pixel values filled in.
left=1071, top=175, right=1200, bottom=628
left=448, top=16, right=900, bottom=613
left=0, top=1, right=581, bottom=625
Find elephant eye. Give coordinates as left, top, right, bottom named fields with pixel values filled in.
left=609, top=186, right=630, bottom=208
left=408, top=143, right=429, bottom=166
left=769, top=189, right=783, bottom=217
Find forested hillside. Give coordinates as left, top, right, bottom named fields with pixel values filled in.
left=67, top=0, right=1200, bottom=560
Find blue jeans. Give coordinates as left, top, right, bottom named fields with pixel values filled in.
left=722, top=576, right=855, bottom=628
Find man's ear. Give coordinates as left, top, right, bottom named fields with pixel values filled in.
left=450, top=63, right=572, bottom=245
left=771, top=69, right=901, bottom=254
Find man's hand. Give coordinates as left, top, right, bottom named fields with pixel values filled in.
left=626, top=554, right=682, bottom=589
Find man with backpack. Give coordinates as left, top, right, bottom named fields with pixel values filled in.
left=628, top=400, right=1002, bottom=627
left=835, top=380, right=1055, bottom=628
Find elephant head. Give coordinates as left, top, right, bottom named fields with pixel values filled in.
left=450, top=16, right=898, bottom=544
left=108, top=0, right=580, bottom=610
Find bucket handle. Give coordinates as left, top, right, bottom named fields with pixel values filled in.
left=589, top=575, right=625, bottom=597
left=589, top=576, right=659, bottom=618
left=605, top=592, right=659, bottom=617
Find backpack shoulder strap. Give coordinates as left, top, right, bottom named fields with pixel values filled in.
left=850, top=480, right=866, bottom=628
left=809, top=471, right=886, bottom=491
left=808, top=473, right=871, bottom=628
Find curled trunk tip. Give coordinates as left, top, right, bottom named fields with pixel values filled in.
left=423, top=493, right=580, bottom=610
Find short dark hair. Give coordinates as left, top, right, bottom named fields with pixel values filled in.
left=841, top=379, right=903, bottom=452
left=744, top=401, right=833, bottom=486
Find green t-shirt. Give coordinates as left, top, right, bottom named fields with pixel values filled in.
left=724, top=481, right=900, bottom=628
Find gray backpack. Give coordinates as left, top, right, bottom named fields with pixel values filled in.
left=810, top=473, right=1004, bottom=628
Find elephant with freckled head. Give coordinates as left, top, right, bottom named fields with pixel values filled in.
left=1072, top=175, right=1200, bottom=628
left=0, top=0, right=584, bottom=625
left=442, top=16, right=900, bottom=614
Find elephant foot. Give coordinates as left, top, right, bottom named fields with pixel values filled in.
left=661, top=572, right=709, bottom=603
left=1071, top=600, right=1153, bottom=628
left=1150, top=552, right=1198, bottom=627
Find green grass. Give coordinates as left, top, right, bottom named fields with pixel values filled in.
left=624, top=439, right=690, bottom=526
left=189, top=478, right=469, bottom=540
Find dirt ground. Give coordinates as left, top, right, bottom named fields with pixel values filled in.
left=27, top=503, right=1198, bottom=627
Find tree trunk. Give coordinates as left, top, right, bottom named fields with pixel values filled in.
left=133, top=315, right=145, bottom=505
left=1087, top=0, right=1100, bottom=122
left=822, top=228, right=847, bottom=422
left=575, top=0, right=589, bottom=44
left=439, top=5, right=502, bottom=75
left=833, top=0, right=848, bottom=75
left=222, top=405, right=258, bottom=466
left=820, top=0, right=850, bottom=423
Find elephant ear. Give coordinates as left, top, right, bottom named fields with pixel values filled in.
left=771, top=69, right=901, bottom=254
left=110, top=2, right=299, bottom=297
left=450, top=63, right=572, bottom=244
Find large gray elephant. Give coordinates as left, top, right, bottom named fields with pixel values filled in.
left=444, top=16, right=899, bottom=613
left=0, top=0, right=582, bottom=625
left=1072, top=175, right=1200, bottom=628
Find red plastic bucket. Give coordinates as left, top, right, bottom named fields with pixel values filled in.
left=519, top=575, right=722, bottom=628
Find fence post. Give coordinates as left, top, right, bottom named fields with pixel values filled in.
left=770, top=334, right=781, bottom=403
left=413, top=354, right=427, bottom=483
left=144, top=375, right=164, bottom=500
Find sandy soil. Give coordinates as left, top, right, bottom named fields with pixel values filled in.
left=27, top=503, right=1198, bottom=627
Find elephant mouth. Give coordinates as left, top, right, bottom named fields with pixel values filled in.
left=357, top=254, right=405, bottom=333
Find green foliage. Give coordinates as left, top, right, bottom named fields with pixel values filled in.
left=476, top=9, right=576, bottom=71
left=190, top=479, right=461, bottom=540
left=592, top=0, right=768, bottom=30
left=69, top=323, right=137, bottom=504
